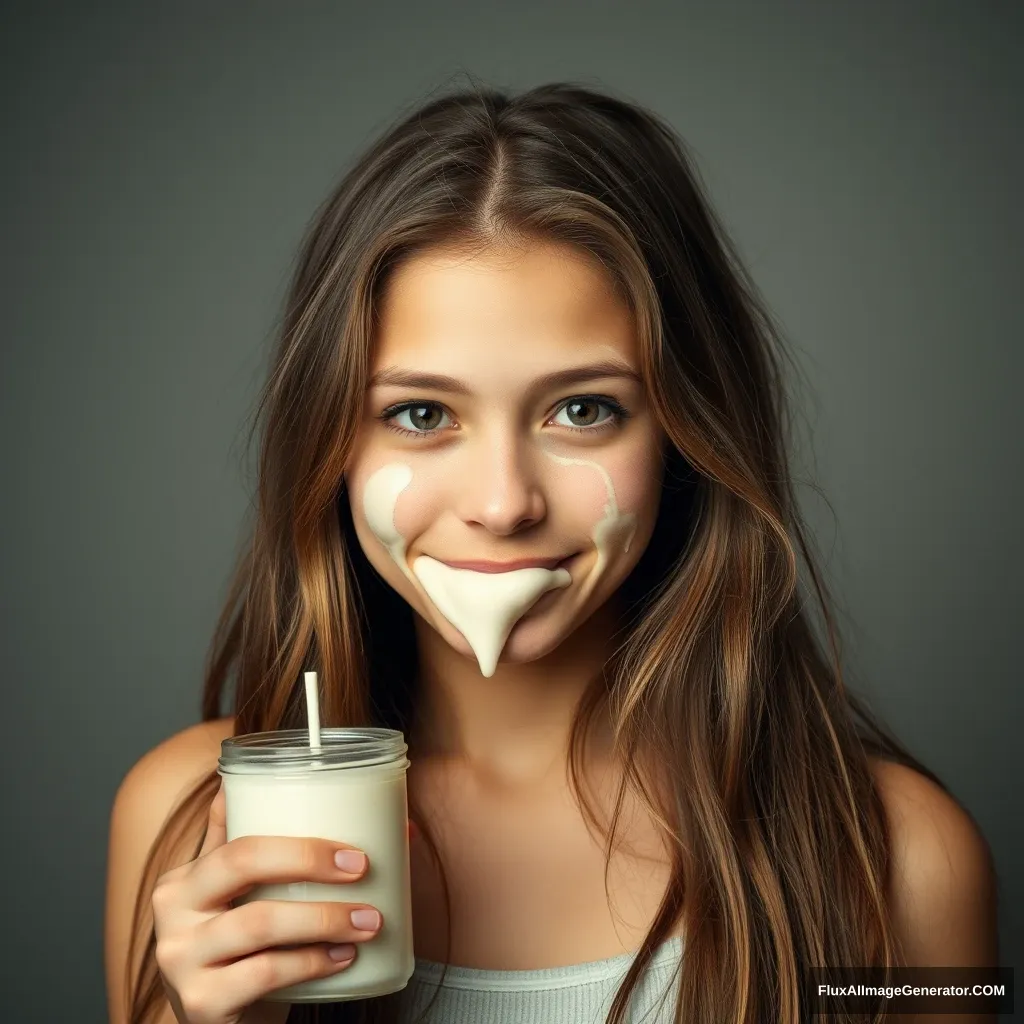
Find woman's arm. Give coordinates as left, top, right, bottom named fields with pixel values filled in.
left=872, top=759, right=1000, bottom=1022
left=104, top=718, right=233, bottom=1024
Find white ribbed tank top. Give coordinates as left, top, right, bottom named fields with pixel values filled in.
left=393, top=934, right=684, bottom=1024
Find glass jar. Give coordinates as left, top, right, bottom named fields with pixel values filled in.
left=218, top=727, right=414, bottom=1002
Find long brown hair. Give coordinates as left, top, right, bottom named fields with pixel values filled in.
left=125, top=76, right=943, bottom=1024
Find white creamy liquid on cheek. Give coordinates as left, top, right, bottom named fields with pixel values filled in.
left=542, top=451, right=638, bottom=605
left=361, top=462, right=572, bottom=678
left=361, top=463, right=419, bottom=588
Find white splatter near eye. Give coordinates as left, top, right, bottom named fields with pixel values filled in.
left=542, top=452, right=637, bottom=602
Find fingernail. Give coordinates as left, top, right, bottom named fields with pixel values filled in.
left=328, top=943, right=356, bottom=962
left=335, top=850, right=366, bottom=873
left=350, top=908, right=381, bottom=931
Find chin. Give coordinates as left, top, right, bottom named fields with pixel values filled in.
left=431, top=614, right=564, bottom=670
left=497, top=610, right=575, bottom=664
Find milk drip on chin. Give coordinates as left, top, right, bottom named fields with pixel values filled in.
left=361, top=462, right=572, bottom=677
left=361, top=456, right=640, bottom=678
left=410, top=556, right=571, bottom=677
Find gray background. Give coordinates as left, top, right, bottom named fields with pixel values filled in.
left=1, top=1, right=1019, bottom=1019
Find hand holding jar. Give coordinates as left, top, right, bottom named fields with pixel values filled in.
left=152, top=725, right=414, bottom=1022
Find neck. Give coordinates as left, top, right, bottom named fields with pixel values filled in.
left=407, top=597, right=623, bottom=789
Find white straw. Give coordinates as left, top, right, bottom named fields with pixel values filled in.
left=304, top=671, right=322, bottom=752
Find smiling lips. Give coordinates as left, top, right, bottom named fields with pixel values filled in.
left=440, top=555, right=576, bottom=573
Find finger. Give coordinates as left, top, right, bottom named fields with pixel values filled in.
left=407, top=818, right=420, bottom=842
left=213, top=944, right=357, bottom=1012
left=190, top=835, right=367, bottom=910
left=198, top=898, right=382, bottom=963
left=197, top=778, right=227, bottom=859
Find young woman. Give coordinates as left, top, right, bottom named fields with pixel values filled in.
left=104, top=80, right=999, bottom=1024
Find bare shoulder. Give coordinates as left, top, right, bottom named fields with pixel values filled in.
left=114, top=715, right=236, bottom=816
left=104, top=716, right=236, bottom=1024
left=868, top=757, right=999, bottom=967
left=107, top=714, right=236, bottom=893
left=867, top=757, right=994, bottom=887
left=107, top=710, right=236, bottom=878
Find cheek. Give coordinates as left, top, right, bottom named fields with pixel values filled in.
left=348, top=458, right=448, bottom=554
left=390, top=466, right=448, bottom=543
left=547, top=443, right=660, bottom=532
left=599, top=445, right=662, bottom=522
left=548, top=461, right=611, bottom=529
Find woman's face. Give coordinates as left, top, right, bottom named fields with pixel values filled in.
left=344, top=238, right=665, bottom=671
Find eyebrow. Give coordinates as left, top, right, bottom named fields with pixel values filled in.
left=368, top=359, right=643, bottom=395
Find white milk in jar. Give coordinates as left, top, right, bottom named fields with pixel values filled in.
left=218, top=727, right=414, bottom=1002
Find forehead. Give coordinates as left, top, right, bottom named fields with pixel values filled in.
left=372, top=240, right=638, bottom=375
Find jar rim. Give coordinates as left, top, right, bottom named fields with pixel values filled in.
left=219, top=727, right=407, bottom=772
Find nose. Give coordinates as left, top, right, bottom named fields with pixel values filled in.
left=456, top=432, right=546, bottom=536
